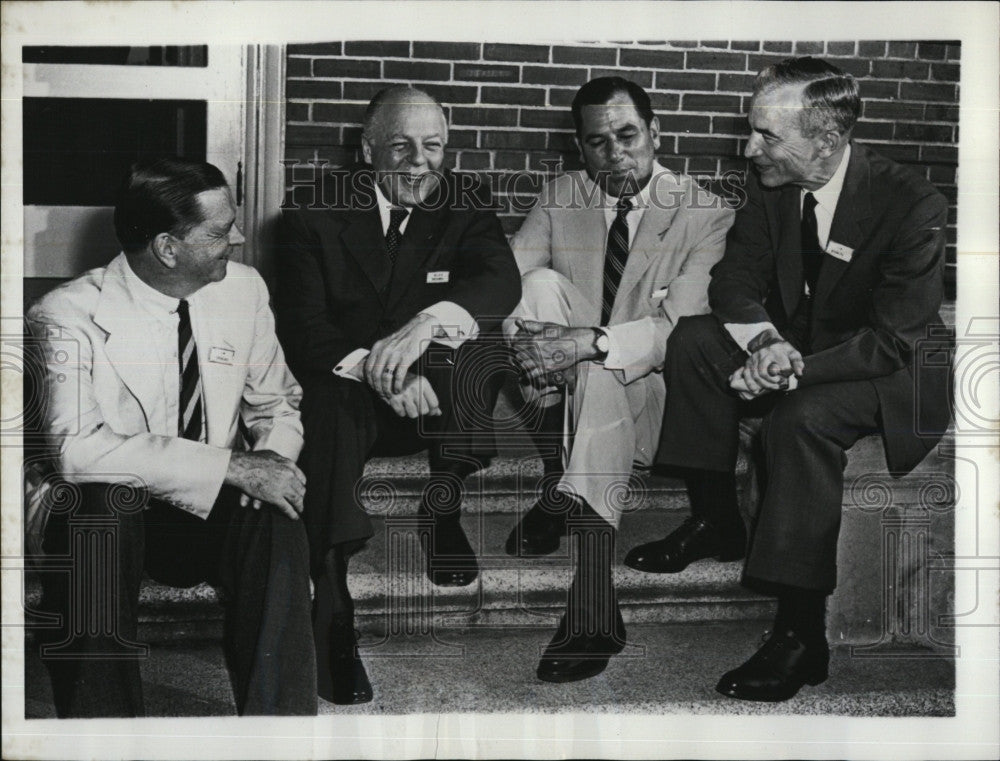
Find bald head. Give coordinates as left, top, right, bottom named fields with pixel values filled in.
left=362, top=86, right=446, bottom=143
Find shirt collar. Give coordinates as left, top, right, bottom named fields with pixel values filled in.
left=121, top=254, right=187, bottom=316
left=803, top=143, right=851, bottom=213
left=593, top=161, right=667, bottom=211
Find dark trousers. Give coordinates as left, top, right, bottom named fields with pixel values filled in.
left=297, top=337, right=507, bottom=564
left=36, top=482, right=317, bottom=717
left=656, top=315, right=880, bottom=591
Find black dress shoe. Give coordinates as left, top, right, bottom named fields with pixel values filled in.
left=417, top=503, right=479, bottom=587
left=624, top=517, right=745, bottom=573
left=318, top=621, right=373, bottom=705
left=536, top=603, right=626, bottom=683
left=716, top=629, right=829, bottom=702
left=504, top=497, right=571, bottom=557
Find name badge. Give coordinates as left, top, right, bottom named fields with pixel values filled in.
left=651, top=287, right=669, bottom=299
left=208, top=347, right=235, bottom=365
left=427, top=271, right=450, bottom=284
left=826, top=241, right=854, bottom=263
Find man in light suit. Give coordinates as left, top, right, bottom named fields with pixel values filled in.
left=627, top=57, right=952, bottom=701
left=26, top=158, right=316, bottom=716
left=506, top=77, right=735, bottom=682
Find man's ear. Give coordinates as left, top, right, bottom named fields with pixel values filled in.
left=574, top=135, right=584, bottom=164
left=648, top=116, right=661, bottom=150
left=361, top=135, right=373, bottom=165
left=150, top=233, right=178, bottom=269
left=816, top=129, right=842, bottom=158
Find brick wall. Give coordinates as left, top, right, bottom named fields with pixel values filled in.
left=284, top=40, right=960, bottom=295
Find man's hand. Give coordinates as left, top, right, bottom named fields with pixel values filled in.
left=365, top=313, right=435, bottom=397
left=728, top=328, right=804, bottom=399
left=224, top=450, right=306, bottom=521
left=511, top=318, right=596, bottom=388
left=385, top=373, right=442, bottom=419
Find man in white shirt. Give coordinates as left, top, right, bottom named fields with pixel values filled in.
left=26, top=158, right=315, bottom=716
left=627, top=57, right=952, bottom=702
left=275, top=86, right=520, bottom=704
left=505, top=76, right=734, bottom=683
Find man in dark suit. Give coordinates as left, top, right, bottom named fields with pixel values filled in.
left=275, top=86, right=521, bottom=705
left=625, top=57, right=951, bottom=701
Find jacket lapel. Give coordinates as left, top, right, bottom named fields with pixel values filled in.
left=337, top=171, right=392, bottom=302
left=91, top=255, right=167, bottom=433
left=814, top=143, right=873, bottom=310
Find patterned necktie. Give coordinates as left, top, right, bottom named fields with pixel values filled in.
left=801, top=192, right=824, bottom=295
left=601, top=194, right=633, bottom=326
left=177, top=299, right=204, bottom=442
left=385, top=207, right=409, bottom=266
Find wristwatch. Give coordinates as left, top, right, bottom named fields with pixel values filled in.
left=591, top=328, right=610, bottom=361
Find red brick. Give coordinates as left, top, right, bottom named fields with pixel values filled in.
left=658, top=114, right=711, bottom=134
left=523, top=66, right=589, bottom=86
left=384, top=60, right=451, bottom=81
left=827, top=57, right=870, bottom=77
left=636, top=40, right=668, bottom=46
left=412, top=42, right=481, bottom=60
left=677, top=136, right=739, bottom=156
left=482, top=130, right=546, bottom=150
left=929, top=165, right=956, bottom=184
left=286, top=102, right=309, bottom=122
left=921, top=145, right=957, bottom=162
left=717, top=73, right=755, bottom=92
left=656, top=70, right=716, bottom=91
left=312, top=102, right=366, bottom=124
left=343, top=81, right=391, bottom=101
left=344, top=41, right=409, bottom=57
left=484, top=43, right=549, bottom=63
left=286, top=124, right=338, bottom=147
left=858, top=80, right=899, bottom=99
left=931, top=63, right=960, bottom=82
left=711, top=114, right=747, bottom=135
left=687, top=157, right=718, bottom=173
left=529, top=154, right=568, bottom=172
left=668, top=41, right=698, bottom=48
left=895, top=122, right=954, bottom=142
left=447, top=130, right=478, bottom=149
left=827, top=41, right=856, bottom=56
left=459, top=151, right=491, bottom=170
left=858, top=41, right=887, bottom=57
left=549, top=88, right=577, bottom=107
left=686, top=50, right=747, bottom=71
left=520, top=109, right=574, bottom=130
left=286, top=56, right=311, bottom=77
left=419, top=84, right=479, bottom=104
left=591, top=68, right=653, bottom=88
left=924, top=103, right=958, bottom=122
left=314, top=58, right=380, bottom=78
left=288, top=42, right=342, bottom=56
left=762, top=41, right=792, bottom=53
left=342, top=126, right=363, bottom=145
left=648, top=91, right=680, bottom=111
left=747, top=53, right=791, bottom=73
left=887, top=41, right=918, bottom=58
left=495, top=151, right=528, bottom=170
left=700, top=41, right=728, bottom=49
left=619, top=48, right=685, bottom=70
left=946, top=43, right=961, bottom=61
left=286, top=79, right=343, bottom=100
left=552, top=45, right=616, bottom=66
left=547, top=132, right=578, bottom=152
left=452, top=106, right=518, bottom=127
left=871, top=60, right=930, bottom=79
left=918, top=42, right=947, bottom=60
left=864, top=101, right=924, bottom=120
left=656, top=155, right=688, bottom=174
left=877, top=143, right=920, bottom=162
left=900, top=81, right=957, bottom=101
left=794, top=41, right=824, bottom=54
left=853, top=121, right=895, bottom=141
left=315, top=147, right=358, bottom=166
left=454, top=63, right=519, bottom=83
left=682, top=93, right=742, bottom=113
left=482, top=86, right=545, bottom=106
left=731, top=41, right=760, bottom=52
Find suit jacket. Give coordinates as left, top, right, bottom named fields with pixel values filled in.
left=25, top=254, right=304, bottom=518
left=275, top=165, right=521, bottom=379
left=512, top=162, right=735, bottom=385
left=709, top=142, right=951, bottom=473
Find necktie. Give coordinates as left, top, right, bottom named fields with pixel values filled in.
left=601, top=195, right=633, bottom=326
left=385, top=207, right=409, bottom=266
left=177, top=299, right=204, bottom=442
left=801, top=192, right=824, bottom=296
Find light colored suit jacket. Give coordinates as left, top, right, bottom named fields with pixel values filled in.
left=26, top=254, right=303, bottom=518
left=512, top=162, right=735, bottom=385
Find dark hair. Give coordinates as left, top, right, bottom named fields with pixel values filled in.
left=752, top=56, right=861, bottom=137
left=362, top=85, right=444, bottom=140
left=113, top=157, right=228, bottom=253
left=571, top=77, right=655, bottom=136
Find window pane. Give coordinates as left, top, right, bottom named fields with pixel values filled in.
left=23, top=98, right=207, bottom=206
left=22, top=46, right=208, bottom=67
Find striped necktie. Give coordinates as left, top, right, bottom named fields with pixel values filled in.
left=385, top=207, right=409, bottom=266
left=177, top=299, right=204, bottom=442
left=601, top=194, right=633, bottom=325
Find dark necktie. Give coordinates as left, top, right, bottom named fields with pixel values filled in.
left=601, top=195, right=633, bottom=326
left=801, top=192, right=824, bottom=295
left=385, top=207, right=409, bottom=266
left=177, top=299, right=203, bottom=442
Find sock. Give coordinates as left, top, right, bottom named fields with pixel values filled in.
left=774, top=585, right=828, bottom=645
left=566, top=502, right=619, bottom=638
left=685, top=468, right=743, bottom=540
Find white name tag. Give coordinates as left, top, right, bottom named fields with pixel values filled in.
left=651, top=287, right=669, bottom=299
left=208, top=346, right=235, bottom=365
left=826, top=241, right=854, bottom=262
left=426, top=271, right=450, bottom=284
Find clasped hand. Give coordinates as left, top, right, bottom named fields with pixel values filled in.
left=728, top=329, right=805, bottom=400
left=511, top=318, right=594, bottom=389
left=364, top=313, right=435, bottom=398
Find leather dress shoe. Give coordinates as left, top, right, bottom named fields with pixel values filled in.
left=504, top=498, right=571, bottom=557
left=716, top=629, right=829, bottom=702
left=417, top=503, right=479, bottom=587
left=318, top=621, right=373, bottom=705
left=624, top=517, right=745, bottom=573
left=536, top=603, right=626, bottom=683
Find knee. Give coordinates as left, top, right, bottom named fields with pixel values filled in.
left=665, top=314, right=720, bottom=368
left=518, top=268, right=576, bottom=323
left=763, top=392, right=829, bottom=443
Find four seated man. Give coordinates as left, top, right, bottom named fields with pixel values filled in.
left=24, top=55, right=951, bottom=712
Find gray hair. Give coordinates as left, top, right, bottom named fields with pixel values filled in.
left=753, top=56, right=861, bottom=138
left=362, top=85, right=445, bottom=141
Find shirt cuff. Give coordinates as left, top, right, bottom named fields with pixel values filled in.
left=724, top=322, right=778, bottom=353
left=786, top=374, right=799, bottom=391
left=333, top=348, right=370, bottom=381
left=597, top=327, right=625, bottom=369
left=420, top=301, right=479, bottom=347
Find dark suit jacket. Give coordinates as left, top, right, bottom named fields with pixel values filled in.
left=709, top=142, right=951, bottom=474
left=275, top=165, right=521, bottom=379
